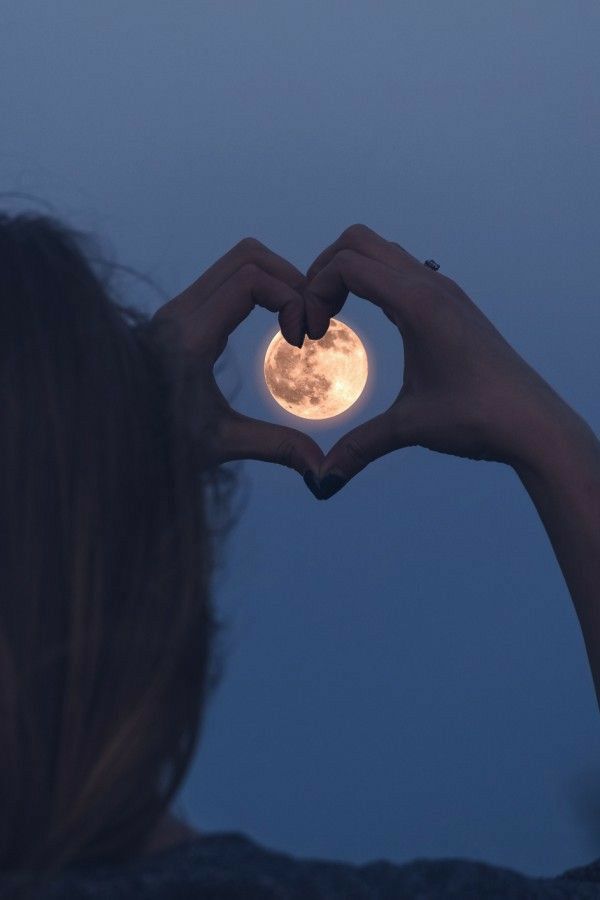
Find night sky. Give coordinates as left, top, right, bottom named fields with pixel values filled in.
left=1, top=1, right=599, bottom=877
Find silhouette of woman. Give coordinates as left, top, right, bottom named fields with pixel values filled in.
left=1, top=214, right=598, bottom=898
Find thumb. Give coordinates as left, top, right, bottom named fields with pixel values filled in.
left=219, top=412, right=325, bottom=477
left=305, top=406, right=412, bottom=500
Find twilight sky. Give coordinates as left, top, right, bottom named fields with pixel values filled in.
left=1, top=0, right=599, bottom=877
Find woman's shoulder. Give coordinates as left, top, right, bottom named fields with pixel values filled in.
left=7, top=832, right=600, bottom=899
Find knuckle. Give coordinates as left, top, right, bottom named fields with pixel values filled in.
left=335, top=247, right=357, bottom=266
left=411, top=292, right=455, bottom=335
left=340, top=223, right=370, bottom=247
left=389, top=240, right=420, bottom=265
left=437, top=273, right=460, bottom=292
left=235, top=236, right=267, bottom=258
left=236, top=261, right=261, bottom=285
left=406, top=279, right=439, bottom=321
left=341, top=222, right=370, bottom=241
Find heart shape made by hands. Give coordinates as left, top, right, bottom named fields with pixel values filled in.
left=154, top=224, right=542, bottom=501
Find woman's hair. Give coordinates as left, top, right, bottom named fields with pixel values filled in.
left=0, top=208, right=238, bottom=894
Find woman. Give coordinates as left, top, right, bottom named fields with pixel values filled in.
left=0, top=213, right=598, bottom=898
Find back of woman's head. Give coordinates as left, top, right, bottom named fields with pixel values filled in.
left=0, top=210, right=233, bottom=893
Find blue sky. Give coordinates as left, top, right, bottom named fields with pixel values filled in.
left=1, top=0, right=599, bottom=877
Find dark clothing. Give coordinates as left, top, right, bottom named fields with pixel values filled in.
left=3, top=832, right=600, bottom=899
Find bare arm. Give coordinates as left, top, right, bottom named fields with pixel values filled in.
left=513, top=406, right=600, bottom=708
left=300, top=223, right=600, bottom=708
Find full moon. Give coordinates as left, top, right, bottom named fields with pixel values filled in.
left=263, top=318, right=368, bottom=420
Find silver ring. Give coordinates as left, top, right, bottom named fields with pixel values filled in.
left=424, top=259, right=440, bottom=271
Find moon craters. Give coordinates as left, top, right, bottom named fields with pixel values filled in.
left=263, top=318, right=368, bottom=420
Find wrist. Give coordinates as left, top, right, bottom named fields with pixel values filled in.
left=510, top=401, right=600, bottom=673
left=511, top=401, right=600, bottom=488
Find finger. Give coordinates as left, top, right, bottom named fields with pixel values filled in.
left=303, top=224, right=424, bottom=339
left=305, top=407, right=411, bottom=500
left=192, top=263, right=306, bottom=361
left=306, top=223, right=423, bottom=281
left=218, top=413, right=325, bottom=476
left=154, top=238, right=308, bottom=346
left=175, top=237, right=307, bottom=307
left=303, top=248, right=415, bottom=337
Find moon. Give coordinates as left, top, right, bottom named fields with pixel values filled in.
left=263, top=318, right=368, bottom=420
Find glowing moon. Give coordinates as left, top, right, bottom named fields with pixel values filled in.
left=263, top=318, right=368, bottom=420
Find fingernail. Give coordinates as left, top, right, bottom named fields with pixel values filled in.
left=303, top=471, right=323, bottom=500
left=318, top=472, right=347, bottom=500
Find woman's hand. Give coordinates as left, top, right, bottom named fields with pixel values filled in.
left=301, top=224, right=580, bottom=499
left=301, top=225, right=600, bottom=715
left=150, top=238, right=324, bottom=477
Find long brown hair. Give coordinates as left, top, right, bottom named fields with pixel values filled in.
left=0, top=208, right=238, bottom=895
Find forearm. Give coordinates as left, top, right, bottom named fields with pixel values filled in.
left=512, top=405, right=600, bottom=708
